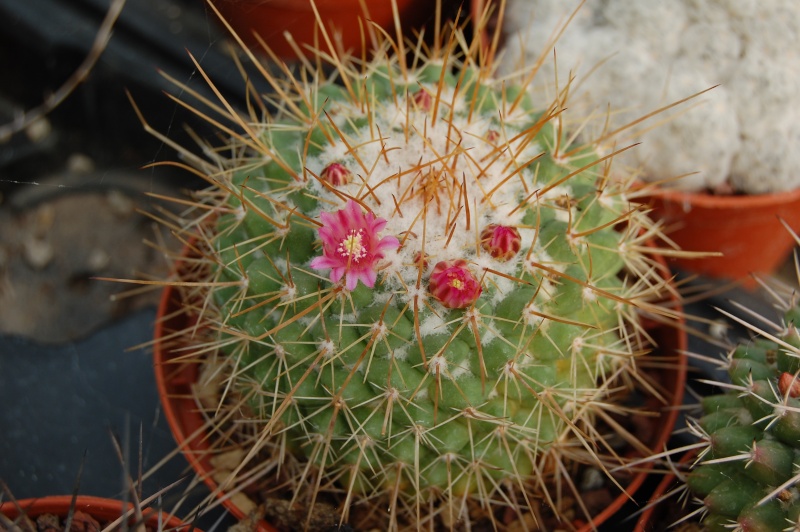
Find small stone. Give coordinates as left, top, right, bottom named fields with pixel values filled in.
left=506, top=512, right=540, bottom=532
left=35, top=513, right=60, bottom=532
left=194, top=362, right=223, bottom=408
left=66, top=153, right=95, bottom=174
left=106, top=189, right=135, bottom=217
left=25, top=117, right=51, bottom=143
left=210, top=448, right=246, bottom=470
left=86, top=248, right=110, bottom=271
left=228, top=491, right=257, bottom=516
left=579, top=467, right=605, bottom=491
left=68, top=510, right=100, bottom=532
left=33, top=203, right=56, bottom=237
left=708, top=319, right=728, bottom=340
left=23, top=238, right=54, bottom=270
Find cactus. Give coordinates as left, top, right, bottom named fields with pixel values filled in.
left=143, top=3, right=683, bottom=530
left=683, top=231, right=800, bottom=531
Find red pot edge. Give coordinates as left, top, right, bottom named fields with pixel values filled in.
left=0, top=495, right=192, bottom=530
left=153, top=280, right=278, bottom=531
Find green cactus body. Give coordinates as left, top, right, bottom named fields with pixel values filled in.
left=688, top=305, right=800, bottom=531
left=159, top=14, right=677, bottom=530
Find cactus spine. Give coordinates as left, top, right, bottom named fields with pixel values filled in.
left=149, top=3, right=680, bottom=530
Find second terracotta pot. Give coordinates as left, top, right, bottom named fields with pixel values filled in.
left=644, top=187, right=800, bottom=287
left=209, top=0, right=432, bottom=59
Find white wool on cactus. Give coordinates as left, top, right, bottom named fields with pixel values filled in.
left=496, top=0, right=800, bottom=194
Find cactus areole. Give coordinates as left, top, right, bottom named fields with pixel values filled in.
left=151, top=10, right=682, bottom=531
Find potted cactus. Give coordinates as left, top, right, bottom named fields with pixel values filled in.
left=142, top=2, right=688, bottom=530
left=481, top=0, right=800, bottom=286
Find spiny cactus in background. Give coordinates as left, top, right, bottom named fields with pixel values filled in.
left=684, top=230, right=800, bottom=531
left=144, top=3, right=682, bottom=530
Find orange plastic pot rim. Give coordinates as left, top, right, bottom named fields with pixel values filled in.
left=643, top=185, right=800, bottom=210
left=0, top=495, right=190, bottom=530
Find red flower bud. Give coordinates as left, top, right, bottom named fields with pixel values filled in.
left=480, top=224, right=522, bottom=261
left=321, top=162, right=353, bottom=186
left=412, top=89, right=433, bottom=112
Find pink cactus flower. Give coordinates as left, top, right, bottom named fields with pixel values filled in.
left=428, top=260, right=482, bottom=309
left=480, top=224, right=522, bottom=261
left=310, top=200, right=400, bottom=290
left=321, top=162, right=352, bottom=186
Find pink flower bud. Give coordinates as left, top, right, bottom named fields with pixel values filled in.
left=480, top=224, right=521, bottom=261
left=321, top=162, right=353, bottom=186
left=412, top=89, right=433, bottom=112
left=486, top=129, right=501, bottom=143
left=428, top=260, right=482, bottom=309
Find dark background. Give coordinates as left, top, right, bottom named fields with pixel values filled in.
left=0, top=1, right=792, bottom=530
left=0, top=1, right=251, bottom=528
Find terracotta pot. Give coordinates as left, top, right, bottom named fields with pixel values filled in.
left=0, top=495, right=193, bottom=530
left=153, top=247, right=688, bottom=531
left=209, top=0, right=431, bottom=59
left=644, top=187, right=800, bottom=287
left=153, top=273, right=277, bottom=531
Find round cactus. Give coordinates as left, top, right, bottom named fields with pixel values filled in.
left=146, top=5, right=682, bottom=530
left=685, top=294, right=800, bottom=531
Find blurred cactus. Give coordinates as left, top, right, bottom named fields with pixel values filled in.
left=683, top=227, right=800, bottom=531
